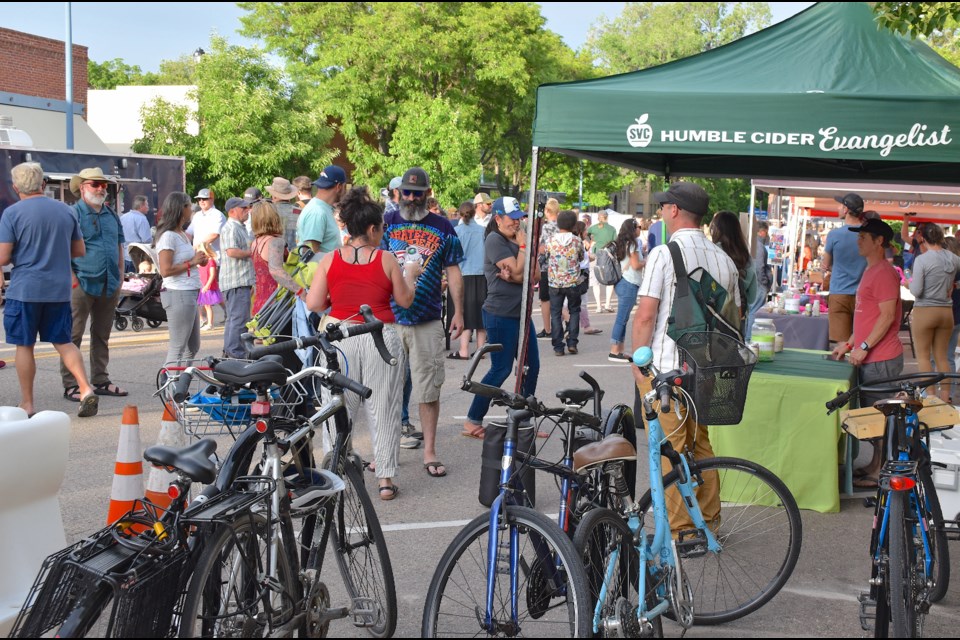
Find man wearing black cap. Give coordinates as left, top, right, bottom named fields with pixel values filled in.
left=830, top=218, right=903, bottom=487
left=382, top=166, right=464, bottom=478
left=822, top=192, right=867, bottom=347
left=631, top=181, right=740, bottom=532
left=296, top=165, right=348, bottom=254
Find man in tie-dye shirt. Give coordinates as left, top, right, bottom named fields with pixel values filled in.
left=382, top=166, right=464, bottom=478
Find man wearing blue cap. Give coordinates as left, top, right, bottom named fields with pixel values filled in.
left=297, top=165, right=348, bottom=254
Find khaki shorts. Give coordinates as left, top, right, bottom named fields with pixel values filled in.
left=395, top=320, right=446, bottom=404
left=828, top=294, right=856, bottom=343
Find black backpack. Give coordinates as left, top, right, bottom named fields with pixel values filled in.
left=593, top=242, right=622, bottom=286
left=666, top=242, right=743, bottom=343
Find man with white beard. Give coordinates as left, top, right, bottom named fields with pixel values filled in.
left=381, top=167, right=464, bottom=478
left=61, top=167, right=129, bottom=403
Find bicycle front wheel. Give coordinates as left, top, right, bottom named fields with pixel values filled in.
left=179, top=515, right=298, bottom=638
left=326, top=456, right=397, bottom=638
left=637, top=456, right=802, bottom=624
left=422, top=504, right=591, bottom=638
left=888, top=490, right=921, bottom=638
left=573, top=508, right=663, bottom=638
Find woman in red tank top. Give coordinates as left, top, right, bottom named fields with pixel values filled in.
left=306, top=187, right=420, bottom=500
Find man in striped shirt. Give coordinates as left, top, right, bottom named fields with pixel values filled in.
left=631, top=182, right=740, bottom=534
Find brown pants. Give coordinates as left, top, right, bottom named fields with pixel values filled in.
left=828, top=294, right=856, bottom=343
left=637, top=376, right=720, bottom=533
left=61, top=285, right=120, bottom=389
left=912, top=306, right=954, bottom=398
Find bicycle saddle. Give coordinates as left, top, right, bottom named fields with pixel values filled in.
left=213, top=357, right=288, bottom=386
left=144, top=439, right=217, bottom=484
left=573, top=434, right=636, bottom=474
left=557, top=387, right=602, bottom=405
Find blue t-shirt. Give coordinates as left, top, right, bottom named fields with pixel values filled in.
left=296, top=198, right=340, bottom=252
left=382, top=210, right=463, bottom=325
left=647, top=220, right=670, bottom=250
left=824, top=224, right=866, bottom=295
left=0, top=197, right=82, bottom=302
left=73, top=199, right=125, bottom=297
left=455, top=219, right=485, bottom=276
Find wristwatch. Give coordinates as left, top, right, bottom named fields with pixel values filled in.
left=859, top=341, right=870, bottom=351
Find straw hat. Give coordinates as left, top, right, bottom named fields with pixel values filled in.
left=265, top=177, right=298, bottom=200
left=69, top=167, right=116, bottom=197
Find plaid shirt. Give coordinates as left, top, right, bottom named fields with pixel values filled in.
left=218, top=218, right=254, bottom=291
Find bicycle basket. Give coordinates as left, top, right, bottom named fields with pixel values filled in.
left=676, top=332, right=757, bottom=426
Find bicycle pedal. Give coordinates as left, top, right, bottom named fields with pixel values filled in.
left=857, top=591, right=876, bottom=632
left=675, top=529, right=708, bottom=559
left=351, top=596, right=376, bottom=627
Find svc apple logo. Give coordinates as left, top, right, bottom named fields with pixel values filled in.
left=626, top=114, right=653, bottom=148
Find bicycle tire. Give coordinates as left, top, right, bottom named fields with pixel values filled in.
left=918, top=469, right=950, bottom=603
left=179, top=515, right=298, bottom=638
left=572, top=508, right=663, bottom=638
left=887, top=490, right=920, bottom=638
left=637, top=456, right=802, bottom=624
left=421, top=504, right=591, bottom=638
left=325, top=456, right=397, bottom=638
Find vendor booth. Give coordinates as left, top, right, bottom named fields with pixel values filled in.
left=519, top=2, right=960, bottom=510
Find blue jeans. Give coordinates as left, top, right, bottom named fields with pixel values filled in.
left=466, top=311, right=540, bottom=425
left=611, top=278, right=640, bottom=346
left=222, top=286, right=252, bottom=358
left=549, top=286, right=581, bottom=352
left=745, top=285, right=769, bottom=341
left=401, top=361, right=412, bottom=424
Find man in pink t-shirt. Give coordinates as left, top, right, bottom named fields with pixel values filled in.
left=831, top=217, right=903, bottom=488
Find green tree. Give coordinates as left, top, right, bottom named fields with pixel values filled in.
left=238, top=2, right=590, bottom=197
left=132, top=37, right=334, bottom=198
left=585, top=2, right=771, bottom=74
left=537, top=156, right=638, bottom=211
left=88, top=58, right=158, bottom=89
left=873, top=2, right=960, bottom=38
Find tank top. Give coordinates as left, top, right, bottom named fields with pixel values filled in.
left=251, top=236, right=283, bottom=315
left=327, top=248, right=396, bottom=323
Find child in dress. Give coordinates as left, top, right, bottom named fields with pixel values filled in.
left=197, top=243, right=223, bottom=330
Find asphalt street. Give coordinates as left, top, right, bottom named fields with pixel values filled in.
left=1, top=303, right=958, bottom=638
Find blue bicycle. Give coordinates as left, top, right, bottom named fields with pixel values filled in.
left=571, top=343, right=802, bottom=636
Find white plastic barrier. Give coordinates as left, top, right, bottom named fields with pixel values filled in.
left=0, top=407, right=71, bottom=636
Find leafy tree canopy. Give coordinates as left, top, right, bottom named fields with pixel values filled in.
left=88, top=59, right=158, bottom=90
left=873, top=2, right=960, bottom=38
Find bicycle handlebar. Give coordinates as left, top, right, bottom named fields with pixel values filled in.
left=824, top=371, right=960, bottom=414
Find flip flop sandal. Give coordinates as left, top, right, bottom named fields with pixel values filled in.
left=78, top=394, right=99, bottom=418
left=446, top=352, right=468, bottom=360
left=853, top=476, right=879, bottom=490
left=63, top=385, right=81, bottom=402
left=461, top=426, right=485, bottom=440
left=94, top=382, right=129, bottom=397
left=378, top=485, right=399, bottom=501
left=424, top=461, right=447, bottom=478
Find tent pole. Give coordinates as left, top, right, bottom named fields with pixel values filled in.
left=748, top=182, right=756, bottom=254
left=515, top=146, right=541, bottom=393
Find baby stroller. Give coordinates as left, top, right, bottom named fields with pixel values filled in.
left=114, top=242, right=166, bottom=332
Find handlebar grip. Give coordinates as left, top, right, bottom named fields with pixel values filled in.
left=330, top=372, right=372, bottom=399
left=463, top=380, right=506, bottom=400
left=173, top=372, right=193, bottom=404
left=825, top=391, right=851, bottom=414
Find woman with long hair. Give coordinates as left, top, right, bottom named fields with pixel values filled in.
left=710, top=210, right=758, bottom=334
left=451, top=200, right=487, bottom=359
left=306, top=187, right=420, bottom=500
left=250, top=201, right=305, bottom=315
left=608, top=218, right=644, bottom=362
left=154, top=192, right=208, bottom=365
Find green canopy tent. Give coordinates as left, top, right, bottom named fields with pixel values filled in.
left=513, top=2, right=960, bottom=390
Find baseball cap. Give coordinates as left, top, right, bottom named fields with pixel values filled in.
left=492, top=196, right=525, bottom=220
left=652, top=182, right=709, bottom=218
left=848, top=217, right=893, bottom=245
left=243, top=187, right=263, bottom=203
left=473, top=192, right=492, bottom=205
left=312, top=165, right=348, bottom=189
left=224, top=197, right=253, bottom=211
left=195, top=188, right=213, bottom=200
left=834, top=193, right=864, bottom=213
left=388, top=176, right=402, bottom=191
left=399, top=167, right=430, bottom=192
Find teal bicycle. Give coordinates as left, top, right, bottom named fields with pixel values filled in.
left=572, top=337, right=802, bottom=636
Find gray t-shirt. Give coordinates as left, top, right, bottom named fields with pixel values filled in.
left=909, top=249, right=960, bottom=307
left=0, top=197, right=81, bottom=302
left=483, top=232, right=522, bottom=318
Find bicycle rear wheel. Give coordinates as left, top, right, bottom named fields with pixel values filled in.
left=179, top=515, right=298, bottom=637
left=637, top=456, right=802, bottom=624
left=325, top=455, right=397, bottom=638
left=918, top=469, right=950, bottom=603
left=422, top=504, right=591, bottom=638
left=888, top=490, right=922, bottom=638
left=572, top=508, right=663, bottom=638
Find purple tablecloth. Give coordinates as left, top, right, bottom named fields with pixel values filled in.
left=756, top=311, right=830, bottom=351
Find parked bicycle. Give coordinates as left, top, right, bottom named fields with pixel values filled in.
left=10, top=306, right=397, bottom=638
left=571, top=340, right=802, bottom=637
left=826, top=371, right=955, bottom=638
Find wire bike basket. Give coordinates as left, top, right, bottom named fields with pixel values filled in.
left=676, top=332, right=757, bottom=426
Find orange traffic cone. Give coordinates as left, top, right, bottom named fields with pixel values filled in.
left=145, top=405, right=187, bottom=509
left=107, top=405, right=145, bottom=524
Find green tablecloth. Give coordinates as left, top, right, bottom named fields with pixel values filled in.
left=709, top=349, right=855, bottom=513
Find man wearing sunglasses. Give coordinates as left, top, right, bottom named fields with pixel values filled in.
left=187, top=188, right=225, bottom=253
left=381, top=166, right=464, bottom=478
left=61, top=167, right=129, bottom=403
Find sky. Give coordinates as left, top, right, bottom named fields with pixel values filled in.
left=2, top=2, right=814, bottom=72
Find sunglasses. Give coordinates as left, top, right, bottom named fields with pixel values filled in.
left=400, top=189, right=426, bottom=198
left=84, top=181, right=109, bottom=190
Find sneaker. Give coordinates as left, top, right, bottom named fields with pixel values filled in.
left=567, top=346, right=578, bottom=355
left=554, top=349, right=565, bottom=357
left=608, top=352, right=632, bottom=363
left=402, top=421, right=423, bottom=440
left=536, top=330, right=550, bottom=340
left=400, top=435, right=421, bottom=449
